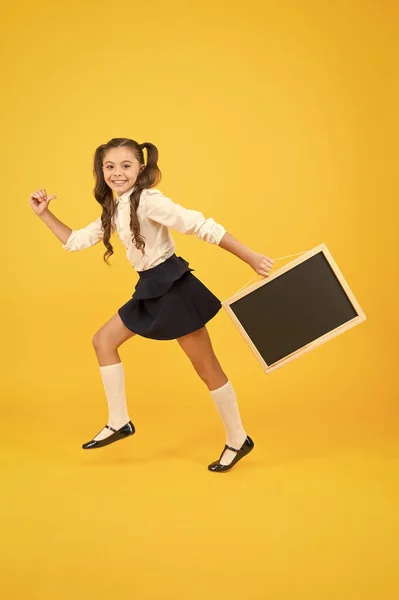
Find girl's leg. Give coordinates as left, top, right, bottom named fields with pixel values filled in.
left=90, top=312, right=136, bottom=441
left=176, top=326, right=247, bottom=465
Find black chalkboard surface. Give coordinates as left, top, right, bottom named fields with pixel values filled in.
left=223, top=244, right=366, bottom=373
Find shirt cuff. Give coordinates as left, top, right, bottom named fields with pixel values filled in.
left=61, top=231, right=77, bottom=251
left=213, top=224, right=226, bottom=245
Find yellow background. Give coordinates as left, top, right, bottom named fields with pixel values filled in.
left=1, top=0, right=398, bottom=598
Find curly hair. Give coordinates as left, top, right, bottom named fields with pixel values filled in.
left=93, top=137, right=162, bottom=265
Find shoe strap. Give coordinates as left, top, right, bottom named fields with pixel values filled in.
left=105, top=424, right=118, bottom=433
left=225, top=444, right=239, bottom=453
left=218, top=443, right=239, bottom=461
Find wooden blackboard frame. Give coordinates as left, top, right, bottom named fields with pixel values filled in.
left=222, top=243, right=366, bottom=373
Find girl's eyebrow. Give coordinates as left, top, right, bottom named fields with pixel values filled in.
left=104, top=160, right=133, bottom=165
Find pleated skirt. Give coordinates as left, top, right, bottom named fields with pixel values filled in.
left=117, top=254, right=222, bottom=340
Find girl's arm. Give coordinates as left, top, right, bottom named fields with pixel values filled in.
left=39, top=209, right=73, bottom=245
left=218, top=232, right=274, bottom=277
left=40, top=209, right=104, bottom=251
left=30, top=189, right=105, bottom=251
left=142, top=189, right=225, bottom=244
left=143, top=189, right=273, bottom=277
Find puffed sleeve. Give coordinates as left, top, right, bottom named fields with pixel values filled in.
left=142, top=189, right=226, bottom=245
left=61, top=216, right=105, bottom=251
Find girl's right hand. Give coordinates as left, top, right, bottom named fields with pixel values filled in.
left=30, top=189, right=57, bottom=217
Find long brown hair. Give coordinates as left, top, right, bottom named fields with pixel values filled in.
left=93, top=137, right=162, bottom=265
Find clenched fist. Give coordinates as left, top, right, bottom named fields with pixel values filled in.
left=30, top=189, right=56, bottom=217
left=248, top=251, right=274, bottom=277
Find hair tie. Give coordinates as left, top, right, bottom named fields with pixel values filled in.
left=140, top=143, right=147, bottom=168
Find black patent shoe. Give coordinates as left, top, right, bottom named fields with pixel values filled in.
left=208, top=436, right=254, bottom=472
left=82, top=421, right=135, bottom=449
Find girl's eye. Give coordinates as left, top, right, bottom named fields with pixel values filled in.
left=105, top=164, right=131, bottom=169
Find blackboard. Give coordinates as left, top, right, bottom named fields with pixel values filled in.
left=223, top=244, right=366, bottom=373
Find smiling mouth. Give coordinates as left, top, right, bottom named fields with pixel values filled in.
left=112, top=180, right=128, bottom=185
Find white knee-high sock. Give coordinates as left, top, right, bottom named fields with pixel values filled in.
left=209, top=380, right=247, bottom=464
left=93, top=362, right=130, bottom=441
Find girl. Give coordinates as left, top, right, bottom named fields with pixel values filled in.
left=30, top=138, right=273, bottom=472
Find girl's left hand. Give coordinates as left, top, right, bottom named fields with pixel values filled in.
left=248, top=252, right=274, bottom=277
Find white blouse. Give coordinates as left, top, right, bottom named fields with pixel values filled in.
left=61, top=186, right=226, bottom=271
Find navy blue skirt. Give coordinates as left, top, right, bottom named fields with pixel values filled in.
left=117, top=254, right=222, bottom=340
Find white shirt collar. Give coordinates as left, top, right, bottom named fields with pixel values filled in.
left=116, top=185, right=135, bottom=204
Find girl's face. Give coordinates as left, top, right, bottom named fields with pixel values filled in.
left=102, top=146, right=144, bottom=196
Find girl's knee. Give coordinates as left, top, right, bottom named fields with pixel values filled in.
left=92, top=330, right=109, bottom=350
left=93, top=314, right=136, bottom=351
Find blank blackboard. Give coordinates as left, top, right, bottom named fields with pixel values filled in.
left=223, top=244, right=366, bottom=373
